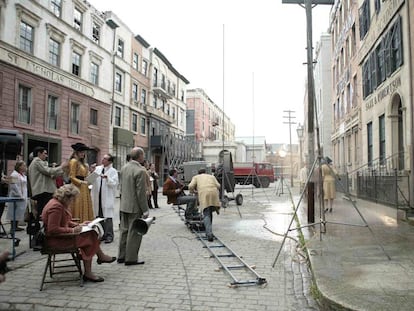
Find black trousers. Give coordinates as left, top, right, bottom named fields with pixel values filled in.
left=32, top=192, right=53, bottom=220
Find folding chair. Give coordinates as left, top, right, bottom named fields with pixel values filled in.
left=39, top=233, right=83, bottom=291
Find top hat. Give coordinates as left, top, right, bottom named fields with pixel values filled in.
left=71, top=142, right=89, bottom=151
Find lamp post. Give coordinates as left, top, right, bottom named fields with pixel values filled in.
left=279, top=149, right=287, bottom=194
left=296, top=124, right=304, bottom=169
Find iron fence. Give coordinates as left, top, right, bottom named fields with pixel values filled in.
left=337, top=153, right=411, bottom=209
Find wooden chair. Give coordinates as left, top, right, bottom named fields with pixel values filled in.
left=39, top=233, right=83, bottom=291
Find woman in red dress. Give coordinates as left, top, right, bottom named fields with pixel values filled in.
left=41, top=184, right=116, bottom=282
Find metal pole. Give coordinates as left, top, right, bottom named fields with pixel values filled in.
left=305, top=0, right=315, bottom=224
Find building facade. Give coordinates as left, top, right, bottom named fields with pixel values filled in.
left=148, top=48, right=193, bottom=182
left=325, top=0, right=413, bottom=204
left=314, top=34, right=333, bottom=163
left=0, top=0, right=113, bottom=165
left=0, top=0, right=201, bottom=182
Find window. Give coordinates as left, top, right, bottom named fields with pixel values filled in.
left=18, top=85, right=31, bottom=124
left=49, top=38, right=60, bottom=66
left=74, top=7, right=82, bottom=31
left=50, top=0, right=62, bottom=17
left=70, top=103, right=80, bottom=134
left=142, top=60, right=148, bottom=76
left=47, top=95, right=59, bottom=130
left=92, top=22, right=100, bottom=43
left=114, top=106, right=121, bottom=126
left=161, top=74, right=166, bottom=89
left=133, top=53, right=139, bottom=70
left=72, top=52, right=81, bottom=76
left=153, top=96, right=157, bottom=108
left=132, top=83, right=138, bottom=102
left=20, top=21, right=34, bottom=54
left=90, top=62, right=99, bottom=85
left=362, top=18, right=403, bottom=99
left=141, top=89, right=146, bottom=105
left=376, top=42, right=386, bottom=84
left=359, top=0, right=370, bottom=40
left=379, top=114, right=385, bottom=165
left=117, top=39, right=124, bottom=58
left=140, top=117, right=146, bottom=135
left=390, top=17, right=403, bottom=71
left=374, top=0, right=381, bottom=14
left=132, top=113, right=138, bottom=132
left=153, top=68, right=158, bottom=87
left=115, top=72, right=122, bottom=92
left=367, top=122, right=373, bottom=166
left=351, top=24, right=356, bottom=56
left=90, top=108, right=98, bottom=126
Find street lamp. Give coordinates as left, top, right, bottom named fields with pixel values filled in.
left=296, top=124, right=304, bottom=169
left=279, top=149, right=287, bottom=194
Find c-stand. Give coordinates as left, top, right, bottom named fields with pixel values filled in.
left=271, top=155, right=391, bottom=267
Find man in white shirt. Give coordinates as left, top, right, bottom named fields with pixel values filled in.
left=90, top=154, right=119, bottom=243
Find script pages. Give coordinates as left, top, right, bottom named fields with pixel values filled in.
left=81, top=217, right=105, bottom=238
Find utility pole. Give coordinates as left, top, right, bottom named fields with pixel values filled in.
left=282, top=0, right=334, bottom=224
left=283, top=110, right=296, bottom=187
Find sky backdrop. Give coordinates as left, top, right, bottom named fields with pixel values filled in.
left=88, top=0, right=333, bottom=144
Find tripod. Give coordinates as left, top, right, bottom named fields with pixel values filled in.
left=274, top=176, right=287, bottom=196
left=271, top=155, right=391, bottom=267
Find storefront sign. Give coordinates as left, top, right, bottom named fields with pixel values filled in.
left=1, top=45, right=94, bottom=97
left=365, top=76, right=401, bottom=110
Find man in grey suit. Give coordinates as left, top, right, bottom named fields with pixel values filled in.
left=117, top=147, right=149, bottom=265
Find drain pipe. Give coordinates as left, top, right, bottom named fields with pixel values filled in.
left=405, top=1, right=414, bottom=210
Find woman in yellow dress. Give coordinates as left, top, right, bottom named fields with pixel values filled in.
left=69, top=143, right=94, bottom=223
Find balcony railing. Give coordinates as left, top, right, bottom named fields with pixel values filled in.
left=152, top=81, right=172, bottom=99
left=145, top=105, right=174, bottom=123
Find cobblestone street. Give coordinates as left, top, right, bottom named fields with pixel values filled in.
left=0, top=185, right=319, bottom=311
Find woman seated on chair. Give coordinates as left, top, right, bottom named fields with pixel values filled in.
left=41, top=184, right=116, bottom=283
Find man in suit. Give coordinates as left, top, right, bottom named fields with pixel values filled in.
left=118, top=147, right=149, bottom=265
left=162, top=168, right=197, bottom=219
left=188, top=168, right=221, bottom=241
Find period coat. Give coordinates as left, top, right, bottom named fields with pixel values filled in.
left=41, top=198, right=99, bottom=260
left=188, top=173, right=221, bottom=212
left=321, top=163, right=338, bottom=200
left=90, top=164, right=118, bottom=218
left=162, top=176, right=183, bottom=205
left=28, top=157, right=63, bottom=197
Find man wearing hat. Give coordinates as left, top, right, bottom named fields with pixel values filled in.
left=69, top=142, right=94, bottom=223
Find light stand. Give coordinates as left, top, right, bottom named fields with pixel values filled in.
left=272, top=0, right=391, bottom=267
left=275, top=150, right=286, bottom=196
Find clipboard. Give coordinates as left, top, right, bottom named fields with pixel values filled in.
left=85, top=171, right=99, bottom=184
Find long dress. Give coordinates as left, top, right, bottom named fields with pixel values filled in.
left=69, top=158, right=94, bottom=223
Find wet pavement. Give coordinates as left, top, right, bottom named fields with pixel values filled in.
left=0, top=185, right=318, bottom=311
left=2, top=182, right=412, bottom=311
